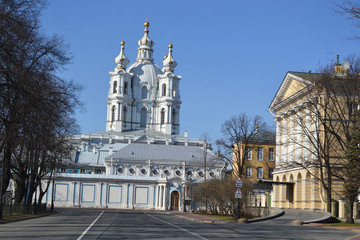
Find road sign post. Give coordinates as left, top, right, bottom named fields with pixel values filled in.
left=235, top=177, right=243, bottom=221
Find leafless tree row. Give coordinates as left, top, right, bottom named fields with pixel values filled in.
left=0, top=0, right=81, bottom=214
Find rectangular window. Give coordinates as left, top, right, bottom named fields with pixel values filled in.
left=269, top=168, right=274, bottom=179
left=246, top=167, right=252, bottom=178
left=349, top=102, right=359, bottom=115
left=257, top=167, right=263, bottom=179
left=246, top=147, right=252, bottom=160
left=80, top=169, right=86, bottom=173
left=257, top=147, right=263, bottom=161
left=269, top=148, right=274, bottom=161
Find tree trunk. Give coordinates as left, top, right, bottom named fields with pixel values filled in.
left=14, top=179, right=26, bottom=204
left=346, top=199, right=355, bottom=224
left=2, top=144, right=12, bottom=196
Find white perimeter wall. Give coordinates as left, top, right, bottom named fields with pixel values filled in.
left=44, top=180, right=167, bottom=210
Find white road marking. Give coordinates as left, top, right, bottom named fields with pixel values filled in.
left=145, top=212, right=209, bottom=240
left=76, top=210, right=104, bottom=240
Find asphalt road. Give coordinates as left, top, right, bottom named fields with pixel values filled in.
left=0, top=209, right=358, bottom=240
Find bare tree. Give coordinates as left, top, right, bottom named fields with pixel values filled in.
left=0, top=0, right=81, bottom=216
left=283, top=55, right=360, bottom=220
left=336, top=0, right=360, bottom=39
left=191, top=176, right=254, bottom=218
left=216, top=113, right=269, bottom=179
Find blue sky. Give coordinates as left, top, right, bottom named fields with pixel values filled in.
left=41, top=0, right=358, bottom=143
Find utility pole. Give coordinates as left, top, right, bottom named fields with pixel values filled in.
left=0, top=163, right=3, bottom=219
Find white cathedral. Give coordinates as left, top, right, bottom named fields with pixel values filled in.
left=44, top=21, right=225, bottom=211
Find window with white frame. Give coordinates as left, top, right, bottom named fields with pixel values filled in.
left=257, top=167, right=263, bottom=179
left=161, top=108, right=165, bottom=124
left=141, top=86, right=148, bottom=99
left=246, top=167, right=252, bottom=178
left=113, top=81, right=117, bottom=93
left=269, top=148, right=274, bottom=161
left=124, top=82, right=128, bottom=94
left=257, top=147, right=263, bottom=161
left=246, top=147, right=252, bottom=160
left=162, top=84, right=166, bottom=97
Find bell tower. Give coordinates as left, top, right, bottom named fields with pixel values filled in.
left=106, top=21, right=182, bottom=135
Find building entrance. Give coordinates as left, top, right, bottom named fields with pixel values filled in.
left=170, top=191, right=179, bottom=211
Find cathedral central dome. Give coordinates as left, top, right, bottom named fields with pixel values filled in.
left=127, top=62, right=162, bottom=88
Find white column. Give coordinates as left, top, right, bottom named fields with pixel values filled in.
left=160, top=186, right=164, bottom=208
left=289, top=115, right=294, bottom=165
left=162, top=185, right=166, bottom=210
left=275, top=118, right=281, bottom=168
left=119, top=103, right=123, bottom=121
left=295, top=111, right=302, bottom=163
left=281, top=117, right=288, bottom=166
left=157, top=186, right=160, bottom=208
left=304, top=107, right=311, bottom=161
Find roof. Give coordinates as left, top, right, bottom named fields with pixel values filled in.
left=237, top=131, right=276, bottom=145
left=106, top=143, right=222, bottom=164
left=75, top=143, right=128, bottom=165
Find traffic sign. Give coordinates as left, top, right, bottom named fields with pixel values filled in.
left=235, top=188, right=242, bottom=198
left=235, top=177, right=243, bottom=188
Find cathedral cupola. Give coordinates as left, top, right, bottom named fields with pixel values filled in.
left=137, top=20, right=154, bottom=63
left=162, top=42, right=177, bottom=73
left=114, top=40, right=130, bottom=70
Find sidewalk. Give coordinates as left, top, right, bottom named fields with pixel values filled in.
left=170, top=211, right=233, bottom=223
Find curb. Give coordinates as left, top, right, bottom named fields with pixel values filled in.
left=247, top=210, right=285, bottom=223
left=303, top=211, right=332, bottom=224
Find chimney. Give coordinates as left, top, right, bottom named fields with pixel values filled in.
left=184, top=131, right=188, bottom=138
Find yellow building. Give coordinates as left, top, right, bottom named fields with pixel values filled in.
left=233, top=135, right=276, bottom=182
left=232, top=132, right=276, bottom=207
left=269, top=59, right=354, bottom=212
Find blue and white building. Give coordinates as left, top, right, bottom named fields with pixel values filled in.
left=45, top=21, right=225, bottom=211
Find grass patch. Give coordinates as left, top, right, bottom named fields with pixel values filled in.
left=0, top=210, right=54, bottom=222
left=195, top=213, right=234, bottom=221
left=325, top=223, right=360, bottom=227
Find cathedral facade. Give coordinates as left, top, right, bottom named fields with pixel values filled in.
left=42, top=21, right=225, bottom=211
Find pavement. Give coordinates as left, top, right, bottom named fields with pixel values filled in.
left=170, top=208, right=360, bottom=239
left=170, top=211, right=233, bottom=223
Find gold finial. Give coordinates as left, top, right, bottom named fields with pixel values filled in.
left=121, top=39, right=125, bottom=46
left=168, top=41, right=173, bottom=49
left=144, top=19, right=150, bottom=28
left=164, top=55, right=167, bottom=60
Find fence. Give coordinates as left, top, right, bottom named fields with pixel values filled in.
left=2, top=204, right=47, bottom=215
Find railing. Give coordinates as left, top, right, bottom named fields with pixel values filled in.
left=2, top=204, right=47, bottom=215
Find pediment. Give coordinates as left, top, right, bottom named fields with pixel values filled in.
left=270, top=72, right=312, bottom=111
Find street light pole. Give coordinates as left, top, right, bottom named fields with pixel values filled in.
left=0, top=164, right=4, bottom=219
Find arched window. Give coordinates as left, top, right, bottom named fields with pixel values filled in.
left=140, top=107, right=147, bottom=128
left=122, top=106, right=127, bottom=123
left=124, top=82, right=128, bottom=95
left=173, top=84, right=177, bottom=97
left=141, top=86, right=148, bottom=99
left=161, top=108, right=165, bottom=124
left=113, top=81, right=117, bottom=93
left=172, top=109, right=176, bottom=124
left=111, top=106, right=116, bottom=121
left=162, top=84, right=166, bottom=97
